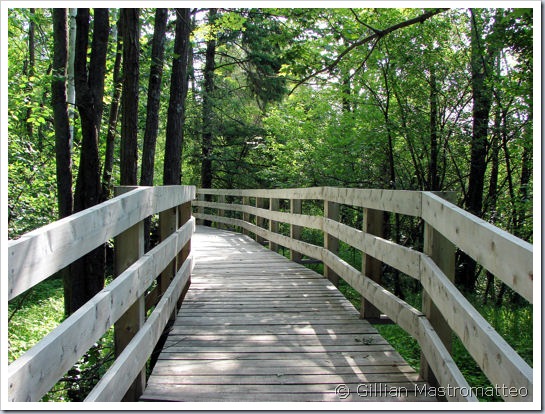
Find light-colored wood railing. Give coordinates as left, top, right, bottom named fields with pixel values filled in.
left=7, top=185, right=196, bottom=403
left=194, top=186, right=533, bottom=402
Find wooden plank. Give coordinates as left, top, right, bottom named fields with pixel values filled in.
left=421, top=191, right=532, bottom=303
left=417, top=317, right=477, bottom=402
left=420, top=193, right=456, bottom=389
left=324, top=200, right=340, bottom=285
left=361, top=208, right=384, bottom=319
left=322, top=187, right=422, bottom=217
left=290, top=198, right=303, bottom=262
left=419, top=255, right=533, bottom=401
left=113, top=187, right=146, bottom=401
left=141, top=383, right=435, bottom=403
left=269, top=197, right=280, bottom=252
left=8, top=185, right=195, bottom=300
left=85, top=257, right=193, bottom=402
left=323, top=218, right=421, bottom=280
left=7, top=218, right=194, bottom=402
left=142, top=226, right=434, bottom=403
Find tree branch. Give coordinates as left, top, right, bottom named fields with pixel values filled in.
left=289, top=8, right=449, bottom=94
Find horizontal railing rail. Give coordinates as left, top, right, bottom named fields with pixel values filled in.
left=7, top=185, right=196, bottom=402
left=194, top=186, right=533, bottom=402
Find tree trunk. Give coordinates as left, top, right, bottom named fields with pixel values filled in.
left=457, top=10, right=495, bottom=291
left=25, top=8, right=36, bottom=140
left=200, top=8, right=217, bottom=192
left=140, top=8, right=168, bottom=187
left=164, top=8, right=190, bottom=185
left=67, top=8, right=77, bottom=142
left=140, top=8, right=168, bottom=251
left=68, top=8, right=109, bottom=316
left=428, top=68, right=439, bottom=191
left=120, top=8, right=140, bottom=185
left=52, top=8, right=73, bottom=220
left=102, top=13, right=123, bottom=199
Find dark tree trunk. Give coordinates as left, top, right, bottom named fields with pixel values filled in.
left=140, top=8, right=168, bottom=187
left=102, top=15, right=123, bottom=200
left=141, top=8, right=168, bottom=251
left=164, top=8, right=190, bottom=185
left=428, top=68, right=439, bottom=191
left=52, top=8, right=73, bottom=219
left=68, top=8, right=109, bottom=316
left=457, top=10, right=495, bottom=291
left=120, top=8, right=140, bottom=185
left=200, top=8, right=217, bottom=192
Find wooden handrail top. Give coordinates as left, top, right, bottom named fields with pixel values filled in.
left=8, top=185, right=196, bottom=301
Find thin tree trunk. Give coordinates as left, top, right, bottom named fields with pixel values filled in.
left=140, top=8, right=168, bottom=187
left=52, top=8, right=73, bottom=220
left=102, top=13, right=123, bottom=199
left=25, top=8, right=36, bottom=140
left=428, top=68, right=439, bottom=191
left=120, top=8, right=140, bottom=185
left=140, top=8, right=168, bottom=251
left=200, top=11, right=216, bottom=190
left=164, top=8, right=190, bottom=185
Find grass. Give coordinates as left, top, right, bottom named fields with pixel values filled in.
left=8, top=276, right=115, bottom=402
left=8, top=276, right=65, bottom=363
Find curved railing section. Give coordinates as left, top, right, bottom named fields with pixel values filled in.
left=8, top=185, right=196, bottom=402
left=194, top=187, right=533, bottom=402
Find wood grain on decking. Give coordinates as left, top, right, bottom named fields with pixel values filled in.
left=140, top=226, right=436, bottom=402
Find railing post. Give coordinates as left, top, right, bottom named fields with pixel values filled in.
left=113, top=187, right=146, bottom=401
left=290, top=198, right=302, bottom=262
left=324, top=200, right=340, bottom=286
left=269, top=198, right=279, bottom=252
left=217, top=194, right=225, bottom=230
left=360, top=208, right=384, bottom=319
left=159, top=206, right=178, bottom=322
left=242, top=196, right=250, bottom=236
left=196, top=192, right=204, bottom=225
left=256, top=197, right=266, bottom=244
left=420, top=192, right=456, bottom=388
left=177, top=200, right=192, bottom=309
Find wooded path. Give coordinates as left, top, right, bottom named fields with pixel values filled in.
left=140, top=226, right=436, bottom=402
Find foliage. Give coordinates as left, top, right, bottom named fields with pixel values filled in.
left=6, top=6, right=534, bottom=402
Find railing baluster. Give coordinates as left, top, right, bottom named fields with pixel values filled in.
left=269, top=198, right=279, bottom=252
left=242, top=196, right=250, bottom=236
left=159, top=206, right=178, bottom=322
left=290, top=198, right=302, bottom=262
left=177, top=200, right=192, bottom=309
left=255, top=197, right=266, bottom=244
left=324, top=200, right=340, bottom=286
left=113, top=186, right=146, bottom=401
left=360, top=208, right=384, bottom=320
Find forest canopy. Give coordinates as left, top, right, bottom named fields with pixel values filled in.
left=5, top=6, right=534, bottom=297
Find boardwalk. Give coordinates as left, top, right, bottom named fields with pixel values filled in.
left=141, top=226, right=435, bottom=402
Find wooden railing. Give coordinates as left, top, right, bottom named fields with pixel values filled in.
left=194, top=187, right=533, bottom=402
left=8, top=185, right=196, bottom=402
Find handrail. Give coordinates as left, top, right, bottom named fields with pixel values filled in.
left=7, top=185, right=196, bottom=402
left=194, top=187, right=533, bottom=402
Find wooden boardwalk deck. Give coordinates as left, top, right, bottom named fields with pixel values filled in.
left=140, top=226, right=436, bottom=402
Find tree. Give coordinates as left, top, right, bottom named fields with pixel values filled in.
left=102, top=13, right=123, bottom=199
left=200, top=8, right=217, bottom=191
left=120, top=8, right=140, bottom=185
left=67, top=8, right=110, bottom=315
left=164, top=8, right=191, bottom=185
left=52, top=8, right=72, bottom=219
left=140, top=8, right=168, bottom=187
